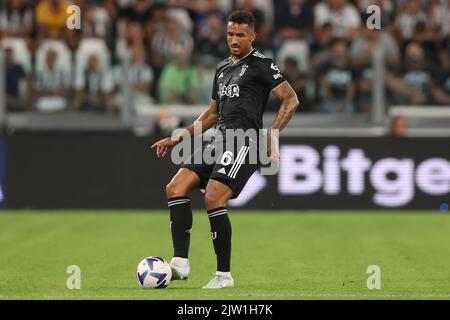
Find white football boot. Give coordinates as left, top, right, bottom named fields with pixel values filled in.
left=170, top=257, right=190, bottom=280
left=202, top=271, right=234, bottom=289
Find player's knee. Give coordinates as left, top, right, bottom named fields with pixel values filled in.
left=204, top=190, right=223, bottom=210
left=166, top=181, right=185, bottom=198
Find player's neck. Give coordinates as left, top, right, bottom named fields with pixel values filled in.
left=231, top=47, right=254, bottom=63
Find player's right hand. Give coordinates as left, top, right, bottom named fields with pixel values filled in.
left=150, top=137, right=178, bottom=158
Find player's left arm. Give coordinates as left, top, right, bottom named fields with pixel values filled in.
left=268, top=81, right=299, bottom=157
left=270, top=81, right=299, bottom=132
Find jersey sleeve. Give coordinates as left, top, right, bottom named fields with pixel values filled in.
left=258, top=58, right=286, bottom=91
left=211, top=69, right=219, bottom=101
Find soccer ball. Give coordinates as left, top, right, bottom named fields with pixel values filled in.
left=136, top=256, right=172, bottom=289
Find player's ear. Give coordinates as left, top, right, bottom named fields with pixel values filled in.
left=250, top=31, right=256, bottom=42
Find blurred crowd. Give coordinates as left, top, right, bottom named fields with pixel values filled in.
left=1, top=0, right=450, bottom=115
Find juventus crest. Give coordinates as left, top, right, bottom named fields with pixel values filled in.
left=239, top=64, right=249, bottom=77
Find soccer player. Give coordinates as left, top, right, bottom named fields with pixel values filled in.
left=151, top=11, right=299, bottom=289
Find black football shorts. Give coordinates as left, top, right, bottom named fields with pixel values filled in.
left=182, top=131, right=261, bottom=199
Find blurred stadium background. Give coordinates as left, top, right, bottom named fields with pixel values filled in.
left=0, top=0, right=450, bottom=299
left=0, top=0, right=448, bottom=210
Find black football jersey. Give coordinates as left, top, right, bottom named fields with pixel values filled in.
left=211, top=49, right=286, bottom=131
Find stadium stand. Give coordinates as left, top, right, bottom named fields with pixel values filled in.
left=0, top=0, right=449, bottom=135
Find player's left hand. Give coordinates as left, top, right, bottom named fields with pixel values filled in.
left=266, top=131, right=280, bottom=164
left=150, top=137, right=178, bottom=158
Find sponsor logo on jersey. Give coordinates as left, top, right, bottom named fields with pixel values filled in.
left=271, top=63, right=280, bottom=73
left=218, top=83, right=240, bottom=98
left=217, top=168, right=227, bottom=174
left=270, top=63, right=282, bottom=79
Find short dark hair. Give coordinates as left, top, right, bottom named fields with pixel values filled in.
left=228, top=11, right=256, bottom=30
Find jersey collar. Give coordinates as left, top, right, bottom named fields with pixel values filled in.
left=230, top=48, right=255, bottom=65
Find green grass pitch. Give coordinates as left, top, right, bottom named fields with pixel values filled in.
left=1, top=210, right=450, bottom=300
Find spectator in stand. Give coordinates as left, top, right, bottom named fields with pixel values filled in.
left=253, top=22, right=274, bottom=58
left=31, top=48, right=71, bottom=112
left=281, top=57, right=309, bottom=111
left=350, top=26, right=400, bottom=67
left=113, top=47, right=154, bottom=109
left=172, top=0, right=229, bottom=36
left=426, top=0, right=449, bottom=42
left=266, top=55, right=308, bottom=112
left=120, top=0, right=152, bottom=26
left=82, top=1, right=115, bottom=40
left=144, top=2, right=167, bottom=50
left=389, top=42, right=436, bottom=105
left=235, top=0, right=273, bottom=28
left=162, top=6, right=193, bottom=35
left=116, top=21, right=146, bottom=63
left=73, top=53, right=115, bottom=113
left=4, top=47, right=30, bottom=112
left=236, top=0, right=273, bottom=54
left=389, top=115, right=408, bottom=137
left=5, top=0, right=450, bottom=115
left=36, top=0, right=71, bottom=38
left=195, top=55, right=217, bottom=105
left=431, top=39, right=450, bottom=105
left=157, top=49, right=199, bottom=105
left=101, top=0, right=120, bottom=52
left=66, top=28, right=82, bottom=54
left=236, top=0, right=266, bottom=33
left=350, top=26, right=399, bottom=113
left=318, top=39, right=356, bottom=114
left=195, top=12, right=228, bottom=65
left=151, top=12, right=194, bottom=71
left=0, top=0, right=33, bottom=39
left=410, top=21, right=440, bottom=64
left=314, top=0, right=361, bottom=41
left=65, top=0, right=118, bottom=55
left=275, top=0, right=315, bottom=41
left=310, top=22, right=334, bottom=69
left=394, top=0, right=427, bottom=44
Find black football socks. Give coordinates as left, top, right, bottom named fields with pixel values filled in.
left=168, top=196, right=193, bottom=259
left=207, top=207, right=232, bottom=272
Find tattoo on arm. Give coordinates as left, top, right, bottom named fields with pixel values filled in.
left=270, top=81, right=299, bottom=132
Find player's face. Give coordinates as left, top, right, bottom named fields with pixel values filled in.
left=226, top=22, right=255, bottom=58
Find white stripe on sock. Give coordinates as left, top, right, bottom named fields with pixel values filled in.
left=168, top=199, right=190, bottom=205
left=208, top=211, right=228, bottom=218
left=168, top=199, right=190, bottom=207
left=208, top=209, right=227, bottom=217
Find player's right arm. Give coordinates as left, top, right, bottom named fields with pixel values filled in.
left=150, top=99, right=218, bottom=158
left=185, top=98, right=219, bottom=137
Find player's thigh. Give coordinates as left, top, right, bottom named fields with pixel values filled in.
left=204, top=179, right=233, bottom=209
left=166, top=168, right=201, bottom=197
left=180, top=139, right=216, bottom=191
